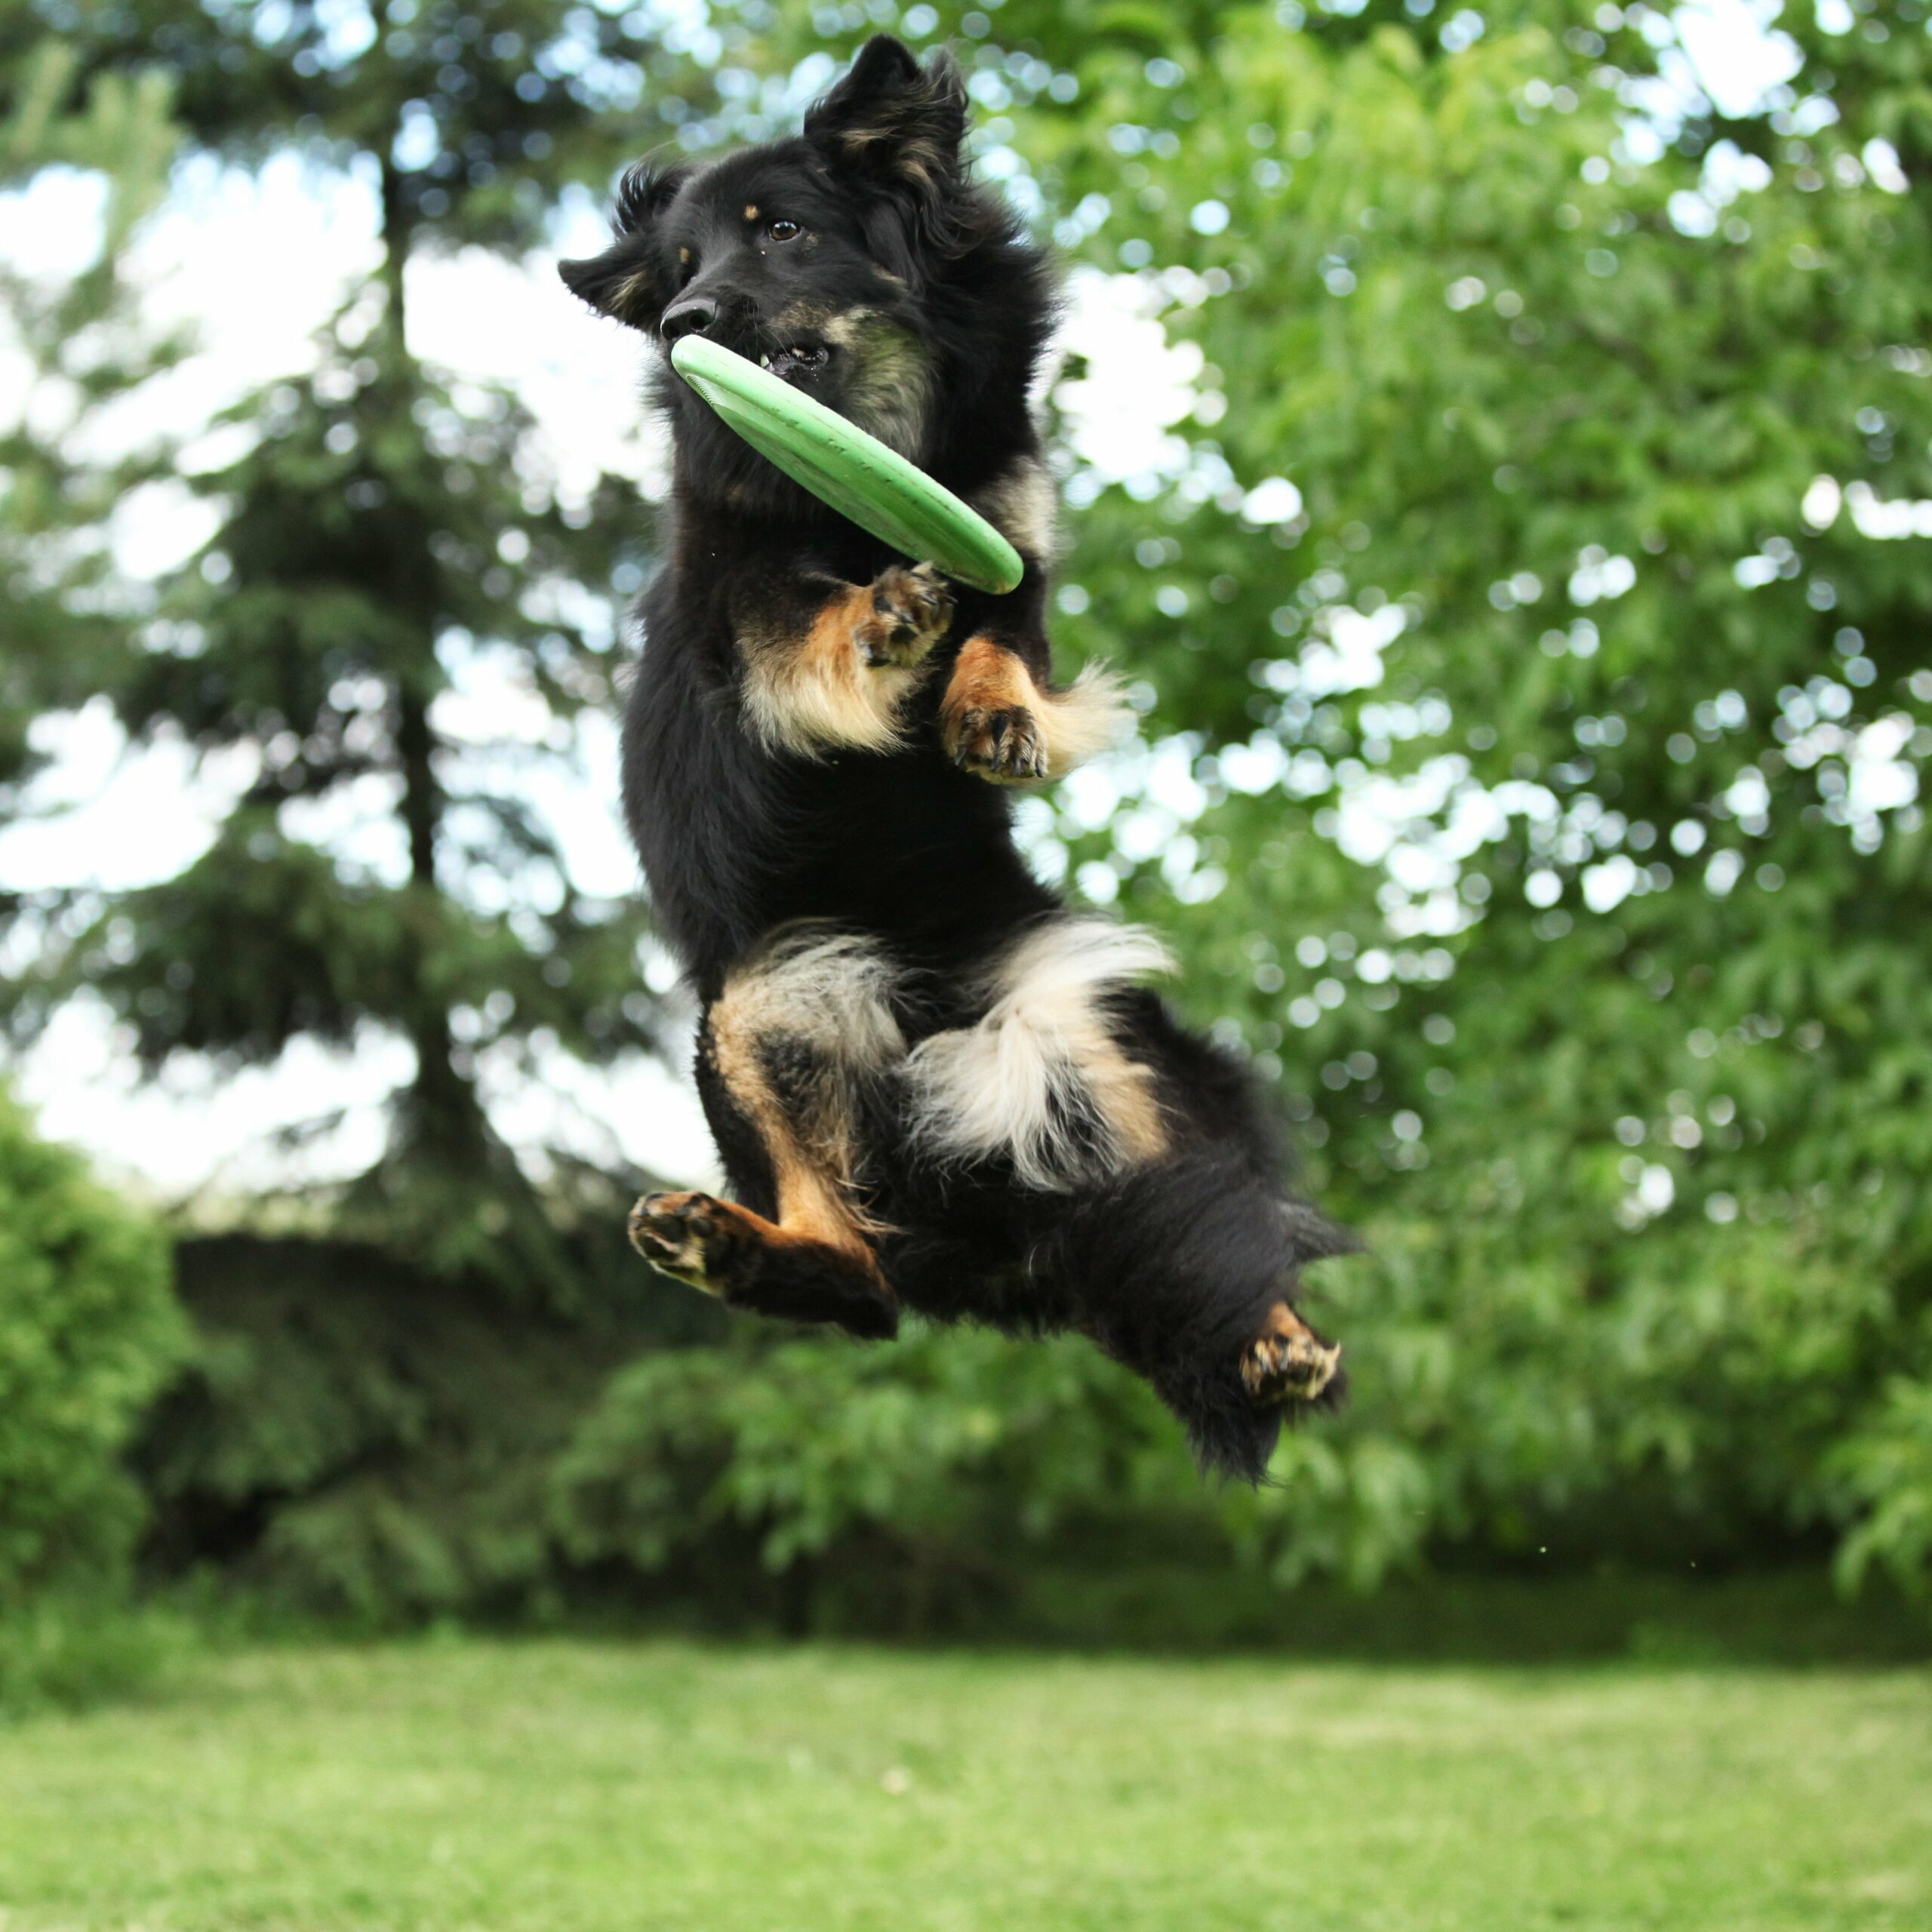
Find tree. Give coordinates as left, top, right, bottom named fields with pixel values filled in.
left=1, top=40, right=189, bottom=1614
left=2, top=2, right=734, bottom=1279
left=983, top=0, right=1932, bottom=1584
left=0, top=7, right=746, bottom=1615
left=568, top=2, right=1926, bottom=1598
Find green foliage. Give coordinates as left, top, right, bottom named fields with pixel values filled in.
left=715, top=0, right=1932, bottom=1597
left=2, top=10, right=687, bottom=1275
left=140, top=1231, right=721, bottom=1623
left=0, top=1086, right=185, bottom=1603
left=554, top=1324, right=1198, bottom=1625
left=1832, top=1344, right=1932, bottom=1601
left=8, top=327, right=665, bottom=1284
left=8, top=2, right=1932, bottom=1623
left=36, top=0, right=714, bottom=254
left=0, top=35, right=183, bottom=795
left=0, top=1594, right=196, bottom=1718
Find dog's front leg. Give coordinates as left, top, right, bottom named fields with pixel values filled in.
left=733, top=560, right=953, bottom=758
left=936, top=458, right=1133, bottom=781
left=938, top=583, right=1132, bottom=783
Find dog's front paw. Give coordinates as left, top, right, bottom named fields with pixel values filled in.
left=943, top=701, right=1046, bottom=782
left=1240, top=1304, right=1343, bottom=1406
left=855, top=562, right=953, bottom=668
left=628, top=1190, right=749, bottom=1294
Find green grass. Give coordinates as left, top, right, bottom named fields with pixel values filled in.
left=1, top=1639, right=1928, bottom=1930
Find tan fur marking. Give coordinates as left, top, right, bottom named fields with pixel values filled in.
left=838, top=130, right=944, bottom=192
left=940, top=638, right=1134, bottom=781
left=947, top=636, right=1028, bottom=714
left=740, top=586, right=924, bottom=758
left=740, top=568, right=949, bottom=758
left=638, top=1189, right=856, bottom=1265
left=706, top=935, right=906, bottom=1260
left=744, top=203, right=759, bottom=221
left=614, top=268, right=659, bottom=321
left=774, top=299, right=835, bottom=329
left=811, top=304, right=933, bottom=457
left=1088, top=1037, right=1169, bottom=1165
left=1241, top=1302, right=1343, bottom=1403
left=678, top=245, right=691, bottom=264
left=773, top=302, right=929, bottom=447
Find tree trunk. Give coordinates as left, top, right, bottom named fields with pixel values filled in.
left=380, top=162, right=473, bottom=1161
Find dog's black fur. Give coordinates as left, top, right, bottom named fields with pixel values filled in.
left=561, top=37, right=1349, bottom=1480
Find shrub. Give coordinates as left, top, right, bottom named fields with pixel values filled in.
left=140, top=1229, right=715, bottom=1623
left=0, top=1593, right=196, bottom=1715
left=552, top=1323, right=1214, bottom=1632
left=0, top=1084, right=185, bottom=1605
left=1831, top=1338, right=1932, bottom=1603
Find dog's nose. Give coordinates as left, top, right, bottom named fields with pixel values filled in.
left=660, top=296, right=718, bottom=342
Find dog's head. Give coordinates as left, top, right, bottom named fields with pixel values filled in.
left=561, top=37, right=988, bottom=494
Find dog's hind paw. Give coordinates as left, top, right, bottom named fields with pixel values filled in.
left=1241, top=1303, right=1342, bottom=1405
left=857, top=561, right=953, bottom=667
left=628, top=1190, right=745, bottom=1293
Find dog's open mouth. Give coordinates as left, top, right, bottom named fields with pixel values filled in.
left=758, top=341, right=831, bottom=384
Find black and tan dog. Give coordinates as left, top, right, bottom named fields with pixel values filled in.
left=561, top=35, right=1346, bottom=1478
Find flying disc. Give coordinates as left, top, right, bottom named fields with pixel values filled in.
left=669, top=335, right=1024, bottom=595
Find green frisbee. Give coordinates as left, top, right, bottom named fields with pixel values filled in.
left=669, top=335, right=1024, bottom=595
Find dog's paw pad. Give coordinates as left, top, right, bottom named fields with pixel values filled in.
left=1241, top=1319, right=1342, bottom=1405
left=860, top=562, right=953, bottom=666
left=628, top=1190, right=734, bottom=1291
left=946, top=703, right=1046, bottom=781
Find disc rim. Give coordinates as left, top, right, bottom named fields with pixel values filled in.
left=669, top=336, right=1024, bottom=595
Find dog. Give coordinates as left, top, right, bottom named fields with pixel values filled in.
left=559, top=35, right=1347, bottom=1480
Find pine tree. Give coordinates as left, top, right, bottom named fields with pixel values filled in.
left=0, top=7, right=760, bottom=1614
left=5, top=3, right=731, bottom=1283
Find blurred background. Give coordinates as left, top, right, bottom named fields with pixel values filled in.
left=5, top=0, right=1932, bottom=1716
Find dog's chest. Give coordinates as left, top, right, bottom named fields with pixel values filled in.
left=621, top=653, right=1041, bottom=981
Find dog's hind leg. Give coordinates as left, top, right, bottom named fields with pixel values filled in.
left=629, top=931, right=904, bottom=1339
left=628, top=1186, right=899, bottom=1337
left=1241, top=1297, right=1344, bottom=1405
left=1037, top=1155, right=1349, bottom=1481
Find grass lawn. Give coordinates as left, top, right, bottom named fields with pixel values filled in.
left=2, top=1639, right=1928, bottom=1930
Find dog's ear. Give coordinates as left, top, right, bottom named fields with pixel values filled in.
left=558, top=159, right=691, bottom=330
left=804, top=36, right=969, bottom=250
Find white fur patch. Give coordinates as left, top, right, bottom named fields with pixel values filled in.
left=716, top=928, right=906, bottom=1071
left=740, top=647, right=922, bottom=760
left=973, top=457, right=1058, bottom=561
left=904, top=917, right=1173, bottom=1191
left=1038, top=662, right=1134, bottom=774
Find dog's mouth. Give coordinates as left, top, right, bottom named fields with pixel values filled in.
left=756, top=339, right=832, bottom=386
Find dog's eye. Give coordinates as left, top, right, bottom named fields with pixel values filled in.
left=767, top=219, right=803, bottom=243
